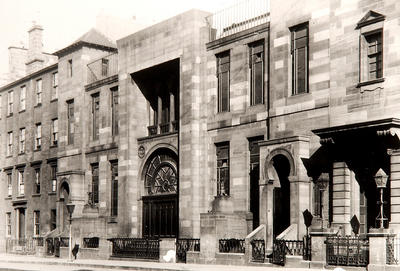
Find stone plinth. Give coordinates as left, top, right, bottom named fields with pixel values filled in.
left=368, top=228, right=394, bottom=271
left=159, top=238, right=176, bottom=263
left=309, top=230, right=336, bottom=268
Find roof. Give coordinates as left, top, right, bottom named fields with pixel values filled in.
left=54, top=28, right=117, bottom=57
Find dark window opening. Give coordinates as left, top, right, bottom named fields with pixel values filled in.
left=217, top=51, right=230, bottom=112
left=249, top=41, right=264, bottom=105
left=216, top=142, right=229, bottom=196
left=111, top=161, right=118, bottom=217
left=291, top=23, right=308, bottom=95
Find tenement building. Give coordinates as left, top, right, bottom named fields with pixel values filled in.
left=1, top=0, right=400, bottom=268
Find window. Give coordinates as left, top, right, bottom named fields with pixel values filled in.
left=91, top=164, right=99, bottom=205
left=18, top=170, right=24, bottom=196
left=36, top=79, right=42, bottom=105
left=50, top=209, right=56, bottom=230
left=101, top=58, right=109, bottom=76
left=35, top=123, right=41, bottom=150
left=216, top=142, right=229, bottom=196
left=20, top=86, right=26, bottom=111
left=6, top=212, right=11, bottom=236
left=19, top=128, right=25, bottom=154
left=111, top=161, right=118, bottom=217
left=50, top=163, right=57, bottom=192
left=217, top=51, right=230, bottom=112
left=7, top=172, right=12, bottom=197
left=290, top=23, right=309, bottom=95
left=68, top=59, right=73, bottom=77
left=33, top=211, right=40, bottom=236
left=249, top=41, right=264, bottom=105
left=7, top=131, right=13, bottom=156
left=52, top=72, right=58, bottom=100
left=7, top=90, right=13, bottom=115
left=34, top=167, right=40, bottom=194
left=363, top=31, right=383, bottom=81
left=51, top=119, right=58, bottom=146
left=92, top=93, right=100, bottom=140
left=111, top=87, right=119, bottom=136
left=67, top=100, right=74, bottom=144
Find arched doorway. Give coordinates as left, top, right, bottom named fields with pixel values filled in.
left=59, top=181, right=70, bottom=232
left=272, top=154, right=291, bottom=238
left=142, top=149, right=178, bottom=238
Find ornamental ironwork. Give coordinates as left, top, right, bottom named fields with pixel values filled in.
left=251, top=239, right=265, bottom=262
left=326, top=236, right=369, bottom=267
left=176, top=238, right=200, bottom=263
left=145, top=154, right=177, bottom=195
left=107, top=238, right=160, bottom=260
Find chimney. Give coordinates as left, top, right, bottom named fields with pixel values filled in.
left=26, top=22, right=44, bottom=74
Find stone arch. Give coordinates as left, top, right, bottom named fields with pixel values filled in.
left=58, top=178, right=71, bottom=201
left=264, top=147, right=296, bottom=183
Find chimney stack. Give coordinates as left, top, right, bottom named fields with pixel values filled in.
left=26, top=21, right=44, bottom=74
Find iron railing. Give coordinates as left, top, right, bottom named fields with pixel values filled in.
left=387, top=236, right=400, bottom=265
left=46, top=238, right=54, bottom=255
left=108, top=238, right=160, bottom=260
left=219, top=238, right=245, bottom=253
left=83, top=237, right=100, bottom=248
left=206, top=0, right=270, bottom=41
left=159, top=123, right=170, bottom=134
left=87, top=52, right=118, bottom=84
left=6, top=238, right=45, bottom=254
left=176, top=238, right=200, bottom=263
left=271, top=239, right=286, bottom=265
left=251, top=239, right=265, bottom=262
left=303, top=235, right=311, bottom=261
left=33, top=237, right=44, bottom=247
left=326, top=236, right=369, bottom=267
left=284, top=240, right=304, bottom=256
left=59, top=237, right=69, bottom=247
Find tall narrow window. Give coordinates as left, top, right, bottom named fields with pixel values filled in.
left=33, top=211, right=40, bottom=236
left=6, top=212, right=11, bottom=236
left=111, top=161, right=118, bottom=217
left=92, top=93, right=100, bottom=140
left=249, top=41, right=264, bottom=105
left=36, top=79, right=42, bottom=105
left=20, top=86, right=26, bottom=111
left=51, top=119, right=58, bottom=146
left=34, top=168, right=40, bottom=194
left=7, top=131, right=13, bottom=156
left=19, top=128, right=25, bottom=154
left=217, top=51, right=230, bottom=112
left=68, top=59, right=73, bottom=77
left=7, top=172, right=12, bottom=197
left=52, top=72, right=58, bottom=100
left=101, top=58, right=109, bottom=76
left=111, top=87, right=119, bottom=136
left=216, top=142, right=229, bottom=196
left=50, top=163, right=57, bottom=192
left=291, top=23, right=309, bottom=95
left=67, top=100, right=74, bottom=145
left=50, top=209, right=56, bottom=230
left=91, top=164, right=99, bottom=205
left=35, top=123, right=41, bottom=150
left=365, top=31, right=383, bottom=80
left=18, top=170, right=24, bottom=196
left=7, top=90, right=13, bottom=116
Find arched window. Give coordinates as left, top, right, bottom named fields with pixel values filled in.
left=145, top=154, right=177, bottom=195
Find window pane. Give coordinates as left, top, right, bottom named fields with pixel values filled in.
left=296, top=47, right=306, bottom=94
left=221, top=72, right=229, bottom=112
left=254, top=61, right=263, bottom=104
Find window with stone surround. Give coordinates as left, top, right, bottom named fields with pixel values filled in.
left=356, top=10, right=385, bottom=86
left=36, top=79, right=42, bottom=105
left=91, top=163, right=99, bottom=205
left=20, top=86, right=26, bottom=111
left=67, top=99, right=74, bottom=145
left=7, top=90, right=13, bottom=116
left=6, top=212, right=11, bottom=236
left=290, top=22, right=309, bottom=95
left=92, top=93, right=100, bottom=140
left=68, top=59, right=73, bottom=77
left=51, top=118, right=58, bottom=146
left=7, top=131, right=13, bottom=156
left=19, top=128, right=25, bottom=154
left=34, top=167, right=41, bottom=194
left=216, top=142, right=230, bottom=196
left=111, top=87, right=119, bottom=136
left=52, top=72, right=58, bottom=100
left=35, top=123, right=41, bottom=150
left=216, top=51, right=230, bottom=112
left=50, top=162, right=57, bottom=193
left=7, top=172, right=12, bottom=197
left=111, top=161, right=118, bottom=217
left=17, top=169, right=24, bottom=196
left=33, top=210, right=40, bottom=236
left=50, top=209, right=56, bottom=230
left=102, top=58, right=109, bottom=76
left=249, top=40, right=264, bottom=105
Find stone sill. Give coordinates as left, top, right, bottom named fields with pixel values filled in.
left=357, top=77, right=385, bottom=88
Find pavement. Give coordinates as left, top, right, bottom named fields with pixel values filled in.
left=0, top=253, right=333, bottom=271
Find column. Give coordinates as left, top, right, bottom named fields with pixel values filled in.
left=331, top=162, right=351, bottom=235
left=157, top=96, right=162, bottom=134
left=389, top=149, right=400, bottom=231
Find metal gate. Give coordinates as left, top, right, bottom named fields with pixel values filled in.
left=272, top=239, right=287, bottom=265
left=326, top=236, right=369, bottom=267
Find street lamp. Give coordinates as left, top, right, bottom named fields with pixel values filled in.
left=374, top=168, right=388, bottom=229
left=66, top=202, right=75, bottom=261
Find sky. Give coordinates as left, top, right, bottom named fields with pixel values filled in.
left=0, top=0, right=236, bottom=76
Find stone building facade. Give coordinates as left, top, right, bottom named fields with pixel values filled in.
left=1, top=0, right=400, bottom=266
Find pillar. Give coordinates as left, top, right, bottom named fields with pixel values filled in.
left=169, top=92, right=175, bottom=131
left=331, top=162, right=351, bottom=235
left=389, top=149, right=400, bottom=231
left=157, top=96, right=162, bottom=134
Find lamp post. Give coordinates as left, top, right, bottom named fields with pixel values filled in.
left=66, top=203, right=75, bottom=261
left=374, top=169, right=388, bottom=229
